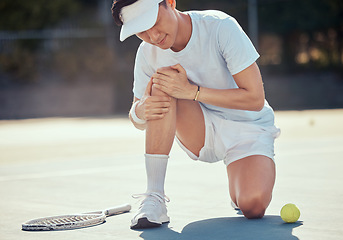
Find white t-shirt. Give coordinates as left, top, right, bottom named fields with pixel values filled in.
left=133, top=10, right=275, bottom=127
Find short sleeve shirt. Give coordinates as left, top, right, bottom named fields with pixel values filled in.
left=133, top=10, right=275, bottom=127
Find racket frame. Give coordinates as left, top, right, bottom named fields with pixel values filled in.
left=22, top=203, right=131, bottom=231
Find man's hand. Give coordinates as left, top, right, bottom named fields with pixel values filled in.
left=151, top=64, right=197, bottom=100
left=135, top=78, right=171, bottom=121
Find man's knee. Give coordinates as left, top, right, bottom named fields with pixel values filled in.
left=151, top=84, right=169, bottom=97
left=237, top=192, right=271, bottom=219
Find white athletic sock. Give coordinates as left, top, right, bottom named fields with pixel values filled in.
left=145, top=154, right=169, bottom=195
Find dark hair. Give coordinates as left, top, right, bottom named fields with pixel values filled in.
left=111, top=0, right=167, bottom=26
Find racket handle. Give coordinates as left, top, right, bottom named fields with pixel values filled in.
left=105, top=203, right=131, bottom=216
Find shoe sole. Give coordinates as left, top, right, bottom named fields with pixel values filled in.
left=130, top=217, right=169, bottom=229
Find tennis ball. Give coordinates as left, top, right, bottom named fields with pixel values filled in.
left=280, top=203, right=300, bottom=223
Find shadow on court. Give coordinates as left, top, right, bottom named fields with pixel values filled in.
left=136, top=216, right=303, bottom=240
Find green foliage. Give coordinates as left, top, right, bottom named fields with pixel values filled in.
left=259, top=0, right=343, bottom=34
left=0, top=0, right=80, bottom=31
left=0, top=0, right=82, bottom=82
left=52, top=40, right=118, bottom=83
left=0, top=0, right=342, bottom=85
left=258, top=0, right=343, bottom=71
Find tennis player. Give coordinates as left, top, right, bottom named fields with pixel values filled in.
left=111, top=0, right=280, bottom=229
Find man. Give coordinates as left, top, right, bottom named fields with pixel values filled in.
left=111, top=0, right=280, bottom=229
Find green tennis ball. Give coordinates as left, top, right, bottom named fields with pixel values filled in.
left=280, top=203, right=300, bottom=223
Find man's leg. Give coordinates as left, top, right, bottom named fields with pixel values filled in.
left=145, top=86, right=177, bottom=156
left=145, top=90, right=206, bottom=156
left=131, top=86, right=176, bottom=229
left=142, top=86, right=177, bottom=196
left=227, top=155, right=276, bottom=218
left=144, top=85, right=206, bottom=192
left=175, top=99, right=205, bottom=157
left=131, top=86, right=206, bottom=229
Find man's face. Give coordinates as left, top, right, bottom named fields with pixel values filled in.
left=136, top=4, right=178, bottom=50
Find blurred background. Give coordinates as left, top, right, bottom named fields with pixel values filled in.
left=0, top=0, right=342, bottom=119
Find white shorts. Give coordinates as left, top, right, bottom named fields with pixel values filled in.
left=175, top=104, right=280, bottom=166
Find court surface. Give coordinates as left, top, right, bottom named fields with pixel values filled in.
left=0, top=109, right=342, bottom=240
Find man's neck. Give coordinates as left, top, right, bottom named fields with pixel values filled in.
left=171, top=11, right=192, bottom=52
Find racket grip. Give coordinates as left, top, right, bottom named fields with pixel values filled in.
left=105, top=203, right=131, bottom=216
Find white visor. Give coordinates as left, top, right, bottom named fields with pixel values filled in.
left=120, top=0, right=164, bottom=42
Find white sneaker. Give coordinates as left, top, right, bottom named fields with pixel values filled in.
left=130, top=192, right=170, bottom=229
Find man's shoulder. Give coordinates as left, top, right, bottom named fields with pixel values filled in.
left=187, top=10, right=238, bottom=41
left=187, top=10, right=232, bottom=22
left=187, top=10, right=237, bottom=34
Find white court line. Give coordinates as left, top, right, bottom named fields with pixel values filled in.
left=0, top=165, right=137, bottom=182
left=0, top=152, right=143, bottom=182
left=0, top=153, right=191, bottom=182
left=2, top=147, right=340, bottom=182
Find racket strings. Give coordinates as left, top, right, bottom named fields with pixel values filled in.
left=39, top=215, right=99, bottom=225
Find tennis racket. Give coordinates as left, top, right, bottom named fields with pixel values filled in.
left=22, top=203, right=131, bottom=231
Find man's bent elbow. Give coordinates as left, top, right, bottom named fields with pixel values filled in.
left=250, top=98, right=265, bottom=112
